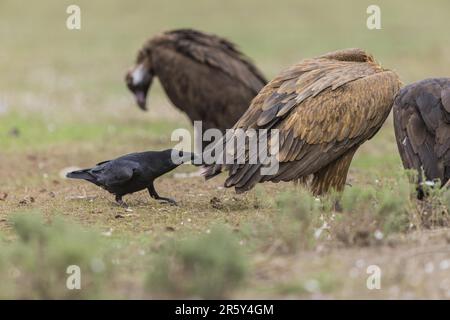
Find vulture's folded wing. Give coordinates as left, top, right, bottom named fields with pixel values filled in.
left=393, top=78, right=450, bottom=184
left=205, top=48, right=401, bottom=192
left=168, top=29, right=267, bottom=94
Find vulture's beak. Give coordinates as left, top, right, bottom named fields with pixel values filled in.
left=125, top=64, right=152, bottom=111
left=133, top=89, right=148, bottom=111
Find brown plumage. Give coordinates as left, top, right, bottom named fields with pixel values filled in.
left=393, top=78, right=450, bottom=198
left=125, top=29, right=267, bottom=145
left=204, top=48, right=401, bottom=195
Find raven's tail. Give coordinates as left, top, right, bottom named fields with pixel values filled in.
left=66, top=169, right=93, bottom=180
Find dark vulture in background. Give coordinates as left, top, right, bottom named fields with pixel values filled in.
left=393, top=78, right=450, bottom=198
left=125, top=29, right=267, bottom=147
left=204, top=48, right=401, bottom=195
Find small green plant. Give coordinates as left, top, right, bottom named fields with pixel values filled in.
left=242, top=188, right=322, bottom=254
left=274, top=189, right=322, bottom=251
left=376, top=181, right=410, bottom=234
left=0, top=212, right=113, bottom=299
left=402, top=169, right=450, bottom=229
left=330, top=175, right=412, bottom=246
left=417, top=187, right=450, bottom=228
left=146, top=225, right=247, bottom=299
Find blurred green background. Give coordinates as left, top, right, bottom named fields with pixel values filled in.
left=1, top=0, right=449, bottom=112
left=1, top=0, right=450, bottom=151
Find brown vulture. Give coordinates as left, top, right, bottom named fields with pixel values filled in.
left=393, top=78, right=450, bottom=198
left=204, top=48, right=401, bottom=195
left=125, top=28, right=267, bottom=147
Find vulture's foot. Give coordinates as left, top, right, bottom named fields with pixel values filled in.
left=332, top=200, right=343, bottom=213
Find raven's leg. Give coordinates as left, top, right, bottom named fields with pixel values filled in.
left=148, top=183, right=177, bottom=206
left=115, top=195, right=128, bottom=207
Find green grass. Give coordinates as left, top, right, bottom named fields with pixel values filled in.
left=0, top=111, right=185, bottom=151
left=0, top=212, right=113, bottom=299
left=146, top=224, right=248, bottom=299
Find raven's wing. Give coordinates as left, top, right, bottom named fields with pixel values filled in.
left=91, top=160, right=140, bottom=187
left=96, top=160, right=111, bottom=166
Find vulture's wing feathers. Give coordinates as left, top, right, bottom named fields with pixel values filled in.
left=205, top=48, right=400, bottom=193
left=441, top=87, right=450, bottom=113
left=167, top=29, right=267, bottom=94
left=393, top=78, right=450, bottom=185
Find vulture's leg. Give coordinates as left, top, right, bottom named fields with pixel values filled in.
left=148, top=183, right=178, bottom=206
left=443, top=179, right=450, bottom=189
left=310, top=146, right=358, bottom=196
left=310, top=147, right=358, bottom=212
left=115, top=195, right=128, bottom=208
left=293, top=175, right=311, bottom=188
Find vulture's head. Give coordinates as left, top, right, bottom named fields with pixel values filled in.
left=125, top=48, right=154, bottom=111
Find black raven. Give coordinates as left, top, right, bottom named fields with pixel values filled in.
left=66, top=149, right=194, bottom=206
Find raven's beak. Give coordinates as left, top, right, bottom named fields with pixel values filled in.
left=125, top=64, right=152, bottom=111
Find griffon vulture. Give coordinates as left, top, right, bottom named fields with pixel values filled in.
left=393, top=78, right=450, bottom=198
left=125, top=29, right=267, bottom=147
left=204, top=48, right=401, bottom=195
